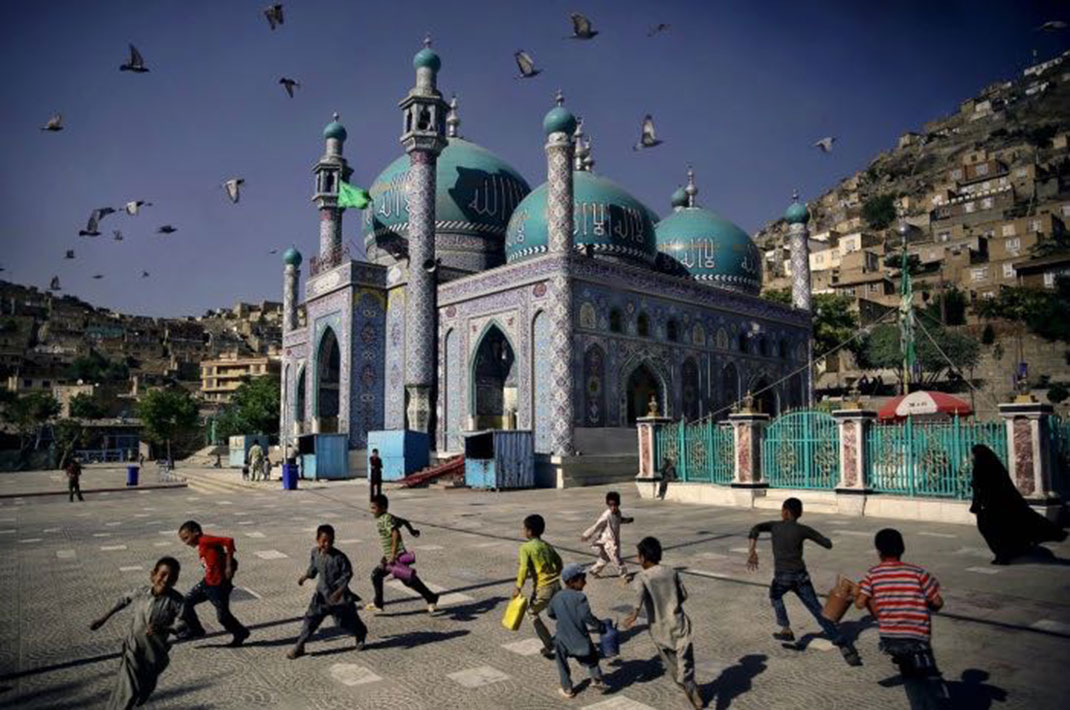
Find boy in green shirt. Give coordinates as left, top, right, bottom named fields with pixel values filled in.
left=513, top=513, right=562, bottom=659
left=365, top=494, right=439, bottom=614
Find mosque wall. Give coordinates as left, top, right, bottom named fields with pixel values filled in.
left=383, top=285, right=406, bottom=429
left=348, top=289, right=386, bottom=449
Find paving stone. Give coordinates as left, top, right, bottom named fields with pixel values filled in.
left=329, top=663, right=382, bottom=687
left=446, top=665, right=509, bottom=688
left=55, top=550, right=75, bottom=559
left=582, top=697, right=657, bottom=710
left=966, top=566, right=1001, bottom=575
left=501, top=638, right=546, bottom=656
left=119, top=565, right=143, bottom=572
left=100, top=545, right=127, bottom=551
left=917, top=532, right=957, bottom=538
left=254, top=549, right=288, bottom=560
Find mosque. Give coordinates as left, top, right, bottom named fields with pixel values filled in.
left=278, top=40, right=813, bottom=484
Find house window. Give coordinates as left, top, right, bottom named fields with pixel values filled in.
left=938, top=231, right=950, bottom=242
left=975, top=163, right=989, bottom=176
left=981, top=198, right=993, bottom=209
left=608, top=309, right=622, bottom=333
left=964, top=201, right=975, bottom=214
left=1015, top=168, right=1028, bottom=178
left=666, top=320, right=678, bottom=342
left=1002, top=263, right=1015, bottom=279
left=758, top=337, right=769, bottom=357
left=951, top=169, right=963, bottom=180
left=637, top=312, right=650, bottom=338
left=971, top=267, right=987, bottom=282
left=1062, top=204, right=1070, bottom=217
left=1001, top=224, right=1016, bottom=237
left=779, top=340, right=789, bottom=360
left=737, top=332, right=747, bottom=353
left=1029, top=220, right=1041, bottom=233
left=1005, top=238, right=1020, bottom=254
left=1044, top=272, right=1056, bottom=288
left=23, top=379, right=31, bottom=387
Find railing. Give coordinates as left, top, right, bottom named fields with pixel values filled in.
left=654, top=419, right=733, bottom=484
left=74, top=448, right=133, bottom=463
left=866, top=416, right=1006, bottom=499
left=762, top=410, right=840, bottom=489
left=1051, top=415, right=1070, bottom=499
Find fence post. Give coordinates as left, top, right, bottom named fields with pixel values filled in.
left=832, top=405, right=876, bottom=516
left=729, top=405, right=770, bottom=488
left=678, top=420, right=688, bottom=482
left=998, top=398, right=1061, bottom=518
left=635, top=414, right=672, bottom=499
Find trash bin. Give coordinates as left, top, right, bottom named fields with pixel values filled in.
left=126, top=465, right=139, bottom=487
left=282, top=463, right=299, bottom=490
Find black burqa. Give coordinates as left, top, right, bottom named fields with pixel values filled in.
left=970, top=444, right=1066, bottom=564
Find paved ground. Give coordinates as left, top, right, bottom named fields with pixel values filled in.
left=0, top=465, right=185, bottom=498
left=1, top=472, right=1068, bottom=709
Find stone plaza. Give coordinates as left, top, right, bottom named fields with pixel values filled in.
left=1, top=467, right=1068, bottom=709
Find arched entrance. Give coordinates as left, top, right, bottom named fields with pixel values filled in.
left=295, top=366, right=306, bottom=431
left=753, top=377, right=777, bottom=416
left=682, top=357, right=700, bottom=421
left=721, top=363, right=739, bottom=417
left=316, top=329, right=340, bottom=433
left=626, top=364, right=662, bottom=425
left=471, top=324, right=516, bottom=430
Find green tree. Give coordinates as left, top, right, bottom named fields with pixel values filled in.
left=2, top=391, right=61, bottom=452
left=137, top=388, right=198, bottom=465
left=1048, top=383, right=1069, bottom=405
left=981, top=324, right=996, bottom=345
left=861, top=323, right=980, bottom=387
left=68, top=351, right=129, bottom=384
left=213, top=374, right=281, bottom=440
left=922, top=286, right=967, bottom=326
left=763, top=289, right=862, bottom=357
left=68, top=392, right=106, bottom=419
left=52, top=419, right=89, bottom=468
left=862, top=194, right=897, bottom=230
left=975, top=276, right=1070, bottom=343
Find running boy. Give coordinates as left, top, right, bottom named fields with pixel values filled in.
left=177, top=520, right=249, bottom=646
left=622, top=536, right=702, bottom=710
left=547, top=563, right=608, bottom=699
left=90, top=556, right=186, bottom=710
left=855, top=528, right=949, bottom=709
left=368, top=448, right=383, bottom=501
left=746, top=497, right=862, bottom=666
left=66, top=456, right=85, bottom=502
left=581, top=491, right=633, bottom=580
left=288, top=524, right=367, bottom=658
left=366, top=494, right=439, bottom=614
left=514, top=513, right=562, bottom=659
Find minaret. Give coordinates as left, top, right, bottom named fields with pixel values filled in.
left=446, top=94, right=461, bottom=138
left=684, top=166, right=698, bottom=208
left=281, top=247, right=302, bottom=331
left=314, top=113, right=352, bottom=269
left=542, top=91, right=577, bottom=455
left=399, top=36, right=448, bottom=434
left=784, top=190, right=812, bottom=312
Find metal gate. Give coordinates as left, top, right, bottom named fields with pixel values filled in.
left=762, top=410, right=840, bottom=489
left=654, top=419, right=733, bottom=484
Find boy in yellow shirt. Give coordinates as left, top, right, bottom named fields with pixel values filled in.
left=513, top=514, right=562, bottom=659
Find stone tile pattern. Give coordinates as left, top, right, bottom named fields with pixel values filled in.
left=404, top=152, right=436, bottom=432
left=546, top=131, right=575, bottom=456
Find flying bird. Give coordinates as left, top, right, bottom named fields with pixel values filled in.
left=268, top=248, right=279, bottom=254
left=65, top=250, right=75, bottom=259
left=156, top=225, right=177, bottom=234
left=123, top=200, right=152, bottom=215
left=95, top=207, right=116, bottom=221
left=141, top=270, right=150, bottom=278
left=633, top=115, right=663, bottom=150
left=1037, top=20, right=1067, bottom=31
left=78, top=212, right=101, bottom=237
left=119, top=44, right=149, bottom=73
left=279, top=77, right=299, bottom=97
left=49, top=276, right=61, bottom=291
left=264, top=4, right=284, bottom=30
left=92, top=274, right=104, bottom=280
left=813, top=136, right=836, bottom=153
left=567, top=13, right=598, bottom=40
left=647, top=23, right=670, bottom=37
left=224, top=178, right=244, bottom=204
left=514, top=50, right=541, bottom=79
left=112, top=230, right=123, bottom=241
left=41, top=114, right=63, bottom=132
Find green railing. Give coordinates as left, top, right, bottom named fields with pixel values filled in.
left=1051, top=415, right=1070, bottom=499
left=762, top=410, right=840, bottom=489
left=866, top=416, right=1006, bottom=499
left=654, top=419, right=733, bottom=484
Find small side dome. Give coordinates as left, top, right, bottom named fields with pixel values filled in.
left=670, top=187, right=688, bottom=209
left=543, top=90, right=577, bottom=136
left=784, top=191, right=810, bottom=225
left=283, top=247, right=302, bottom=267
left=323, top=113, right=347, bottom=141
left=413, top=47, right=441, bottom=72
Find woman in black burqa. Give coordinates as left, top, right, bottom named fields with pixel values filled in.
left=970, top=444, right=1067, bottom=564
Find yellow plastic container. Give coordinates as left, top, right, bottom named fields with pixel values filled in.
left=502, top=595, right=528, bottom=631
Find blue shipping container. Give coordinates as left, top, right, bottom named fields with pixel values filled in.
left=464, top=430, right=534, bottom=490
left=366, top=430, right=430, bottom=481
left=228, top=435, right=270, bottom=468
left=297, top=433, right=349, bottom=480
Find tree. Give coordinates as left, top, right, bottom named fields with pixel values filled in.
left=213, top=374, right=281, bottom=440
left=922, top=286, right=967, bottom=326
left=52, top=419, right=89, bottom=469
left=763, top=289, right=862, bottom=358
left=68, top=392, right=106, bottom=420
left=861, top=323, right=980, bottom=387
left=2, top=391, right=61, bottom=452
left=68, top=351, right=129, bottom=384
left=1048, top=383, right=1069, bottom=405
left=862, top=194, right=897, bottom=230
left=137, top=388, right=198, bottom=465
left=981, top=324, right=996, bottom=345
left=975, top=277, right=1070, bottom=343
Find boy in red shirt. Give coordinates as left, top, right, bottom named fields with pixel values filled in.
left=177, top=520, right=250, bottom=646
left=855, top=528, right=949, bottom=709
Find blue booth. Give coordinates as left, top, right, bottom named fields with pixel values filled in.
left=464, top=430, right=534, bottom=490
left=297, top=433, right=349, bottom=480
left=366, top=430, right=430, bottom=481
left=228, top=435, right=269, bottom=468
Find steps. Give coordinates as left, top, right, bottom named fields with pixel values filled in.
left=398, top=456, right=465, bottom=488
left=179, top=469, right=260, bottom=496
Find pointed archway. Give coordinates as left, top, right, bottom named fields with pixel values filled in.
left=316, top=329, right=340, bottom=432
left=753, top=376, right=777, bottom=416
left=471, top=323, right=517, bottom=430
left=295, top=366, right=306, bottom=431
left=626, top=364, right=662, bottom=425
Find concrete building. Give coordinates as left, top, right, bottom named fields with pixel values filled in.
left=200, top=351, right=280, bottom=403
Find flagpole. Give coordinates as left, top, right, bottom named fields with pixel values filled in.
left=897, top=212, right=914, bottom=396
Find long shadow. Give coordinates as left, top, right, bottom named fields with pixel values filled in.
left=602, top=656, right=666, bottom=688
left=946, top=669, right=1008, bottom=710
left=367, top=629, right=470, bottom=651
left=789, top=615, right=876, bottom=651
left=702, top=654, right=768, bottom=710
left=1006, top=546, right=1070, bottom=567
left=1, top=670, right=113, bottom=708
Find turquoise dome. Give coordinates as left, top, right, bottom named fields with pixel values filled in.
left=785, top=199, right=810, bottom=225
left=505, top=171, right=658, bottom=264
left=323, top=120, right=347, bottom=141
left=543, top=106, right=577, bottom=136
left=655, top=207, right=762, bottom=293
left=283, top=247, right=302, bottom=266
left=363, top=137, right=531, bottom=252
left=413, top=47, right=441, bottom=72
left=670, top=187, right=688, bottom=209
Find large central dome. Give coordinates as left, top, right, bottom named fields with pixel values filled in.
left=505, top=171, right=658, bottom=264
left=655, top=202, right=762, bottom=294
left=362, top=137, right=531, bottom=272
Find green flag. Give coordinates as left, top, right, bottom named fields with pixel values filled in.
left=899, top=247, right=916, bottom=382
left=338, top=180, right=370, bottom=210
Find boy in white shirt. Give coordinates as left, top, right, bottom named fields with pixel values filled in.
left=581, top=491, right=633, bottom=580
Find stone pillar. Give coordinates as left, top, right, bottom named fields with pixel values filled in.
left=319, top=208, right=341, bottom=265
left=999, top=399, right=1059, bottom=509
left=282, top=263, right=299, bottom=332
left=404, top=151, right=437, bottom=433
left=788, top=225, right=812, bottom=312
left=729, top=410, right=770, bottom=486
left=634, top=415, right=671, bottom=499
left=833, top=407, right=876, bottom=515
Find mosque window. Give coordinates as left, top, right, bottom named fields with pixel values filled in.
left=737, top=332, right=748, bottom=353
left=637, top=312, right=650, bottom=338
left=609, top=309, right=623, bottom=334
left=779, top=339, right=789, bottom=360
left=666, top=320, right=679, bottom=342
left=758, top=337, right=769, bottom=357
left=417, top=108, right=432, bottom=131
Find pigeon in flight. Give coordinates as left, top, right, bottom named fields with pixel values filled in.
left=633, top=115, right=663, bottom=150
left=514, top=50, right=541, bottom=79
left=120, top=44, right=149, bottom=73
left=264, top=4, right=284, bottom=30
left=79, top=212, right=101, bottom=237
left=1037, top=20, right=1068, bottom=31
left=647, top=23, right=670, bottom=37
left=813, top=136, right=836, bottom=153
left=65, top=250, right=75, bottom=259
left=41, top=114, right=63, bottom=132
left=92, top=274, right=104, bottom=280
left=123, top=200, right=152, bottom=215
left=50, top=276, right=61, bottom=291
left=112, top=230, right=123, bottom=241
left=567, top=13, right=598, bottom=40
left=279, top=77, right=300, bottom=97
left=95, top=207, right=117, bottom=221
left=268, top=248, right=279, bottom=254
left=156, top=225, right=177, bottom=234
left=141, top=270, right=150, bottom=278
left=224, top=178, right=244, bottom=204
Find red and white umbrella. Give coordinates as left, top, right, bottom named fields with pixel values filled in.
left=877, top=391, right=973, bottom=421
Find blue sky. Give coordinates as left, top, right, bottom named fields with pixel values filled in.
left=1, top=0, right=1066, bottom=317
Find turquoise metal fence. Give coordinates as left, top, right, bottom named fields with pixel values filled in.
left=654, top=419, right=733, bottom=484
left=762, top=410, right=840, bottom=489
left=866, top=416, right=1006, bottom=499
left=1050, top=416, right=1070, bottom=499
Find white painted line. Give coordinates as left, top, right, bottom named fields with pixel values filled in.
left=0, top=530, right=15, bottom=534
left=19, top=538, right=43, bottom=543
left=582, top=698, right=657, bottom=710
left=245, top=532, right=266, bottom=539
left=185, top=497, right=200, bottom=502
left=158, top=531, right=173, bottom=536
left=1031, top=619, right=1070, bottom=634
left=0, top=517, right=15, bottom=522
left=101, top=545, right=128, bottom=551
left=105, top=522, right=122, bottom=527
left=239, top=586, right=262, bottom=600
left=413, top=544, right=443, bottom=551
left=696, top=552, right=728, bottom=560
left=446, top=665, right=509, bottom=688
left=729, top=547, right=750, bottom=554
left=472, top=541, right=506, bottom=548
left=153, top=541, right=171, bottom=547
left=501, top=638, right=546, bottom=656
left=56, top=550, right=76, bottom=559
left=386, top=579, right=472, bottom=605
left=134, top=513, right=150, bottom=518
left=120, top=565, right=143, bottom=572
left=98, top=493, right=109, bottom=497
left=254, top=549, right=288, bottom=560
left=93, top=533, right=112, bottom=538
left=689, top=569, right=735, bottom=581
left=918, top=532, right=957, bottom=539
left=319, top=512, right=339, bottom=519
left=337, top=538, right=362, bottom=544
left=43, top=528, right=61, bottom=533
left=695, top=660, right=731, bottom=677
left=217, top=501, right=233, bottom=506
left=832, top=530, right=873, bottom=537
left=142, top=507, right=156, bottom=511
left=966, top=566, right=1001, bottom=575
left=237, top=520, right=255, bottom=525
left=329, top=663, right=382, bottom=687
left=827, top=521, right=851, bottom=526
left=808, top=639, right=836, bottom=651
left=138, top=490, right=151, bottom=495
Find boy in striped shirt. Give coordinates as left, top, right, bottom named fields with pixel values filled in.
left=855, top=528, right=949, bottom=709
